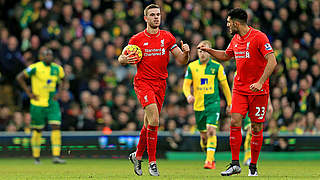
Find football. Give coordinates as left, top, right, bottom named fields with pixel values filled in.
left=122, top=45, right=143, bottom=64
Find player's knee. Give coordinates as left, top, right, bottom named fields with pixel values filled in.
left=231, top=113, right=242, bottom=127
left=251, top=123, right=263, bottom=133
left=207, top=127, right=216, bottom=137
left=51, top=125, right=60, bottom=130
left=148, top=115, right=159, bottom=125
left=230, top=119, right=241, bottom=127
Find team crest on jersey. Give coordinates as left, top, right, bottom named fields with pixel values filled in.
left=211, top=68, right=215, bottom=74
left=161, top=39, right=164, bottom=47
left=264, top=43, right=272, bottom=50
left=246, top=42, right=250, bottom=50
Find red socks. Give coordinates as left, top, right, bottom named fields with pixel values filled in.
left=147, top=125, right=158, bottom=163
left=136, top=126, right=147, bottom=160
left=230, top=126, right=242, bottom=161
left=251, top=129, right=263, bottom=164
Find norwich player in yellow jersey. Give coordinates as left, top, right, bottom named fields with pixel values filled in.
left=183, top=40, right=232, bottom=169
left=17, top=48, right=66, bottom=164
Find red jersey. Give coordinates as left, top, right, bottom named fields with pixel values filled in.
left=226, top=27, right=274, bottom=95
left=128, top=29, right=177, bottom=80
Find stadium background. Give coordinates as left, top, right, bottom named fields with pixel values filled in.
left=0, top=0, right=319, bottom=156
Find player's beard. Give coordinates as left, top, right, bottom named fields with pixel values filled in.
left=229, top=28, right=239, bottom=36
left=149, top=21, right=160, bottom=29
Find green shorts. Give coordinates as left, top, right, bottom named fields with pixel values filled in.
left=243, top=113, right=251, bottom=130
left=195, top=104, right=220, bottom=132
left=30, top=101, right=61, bottom=129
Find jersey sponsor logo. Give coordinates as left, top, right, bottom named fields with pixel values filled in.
left=264, top=43, right=272, bottom=51
left=161, top=39, right=164, bottom=47
left=144, top=48, right=166, bottom=57
left=200, top=78, right=208, bottom=85
left=143, top=42, right=149, bottom=46
left=235, top=51, right=250, bottom=58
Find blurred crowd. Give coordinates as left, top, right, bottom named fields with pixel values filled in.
left=0, top=0, right=319, bottom=136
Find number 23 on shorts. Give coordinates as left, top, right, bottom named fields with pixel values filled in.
left=255, top=107, right=265, bottom=120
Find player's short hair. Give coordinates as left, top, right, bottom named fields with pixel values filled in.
left=144, top=4, right=160, bottom=16
left=227, top=8, right=248, bottom=24
left=199, top=40, right=212, bottom=48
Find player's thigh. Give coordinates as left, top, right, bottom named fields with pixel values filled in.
left=205, top=104, right=220, bottom=128
left=195, top=111, right=207, bottom=132
left=231, top=92, right=249, bottom=118
left=30, top=104, right=47, bottom=129
left=248, top=94, right=269, bottom=123
left=134, top=80, right=157, bottom=110
left=47, top=101, right=62, bottom=126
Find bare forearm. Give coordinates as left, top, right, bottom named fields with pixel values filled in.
left=206, top=49, right=231, bottom=61
left=179, top=52, right=190, bottom=65
left=16, top=73, right=31, bottom=94
left=258, top=54, right=277, bottom=84
left=57, top=78, right=66, bottom=92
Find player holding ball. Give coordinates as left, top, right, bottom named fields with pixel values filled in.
left=118, top=4, right=190, bottom=177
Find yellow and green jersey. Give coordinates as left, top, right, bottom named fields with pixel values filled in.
left=24, top=61, right=64, bottom=107
left=183, top=59, right=231, bottom=111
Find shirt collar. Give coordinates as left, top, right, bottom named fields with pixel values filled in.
left=240, top=26, right=252, bottom=40
left=144, top=29, right=160, bottom=38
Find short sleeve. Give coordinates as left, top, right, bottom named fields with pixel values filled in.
left=225, top=41, right=234, bottom=57
left=217, top=65, right=227, bottom=82
left=257, top=32, right=274, bottom=57
left=128, top=35, right=138, bottom=45
left=24, top=64, right=36, bottom=77
left=184, top=66, right=192, bottom=79
left=167, top=31, right=178, bottom=51
left=58, top=66, right=65, bottom=79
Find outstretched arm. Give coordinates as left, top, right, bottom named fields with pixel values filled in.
left=199, top=46, right=232, bottom=61
left=171, top=41, right=190, bottom=65
left=250, top=53, right=277, bottom=92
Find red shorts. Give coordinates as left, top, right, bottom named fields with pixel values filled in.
left=134, top=79, right=166, bottom=113
left=230, top=92, right=269, bottom=123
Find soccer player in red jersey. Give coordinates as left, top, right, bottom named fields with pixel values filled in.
left=200, top=8, right=277, bottom=176
left=118, top=4, right=190, bottom=176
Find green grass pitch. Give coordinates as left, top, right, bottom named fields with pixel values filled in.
left=0, top=158, right=319, bottom=179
